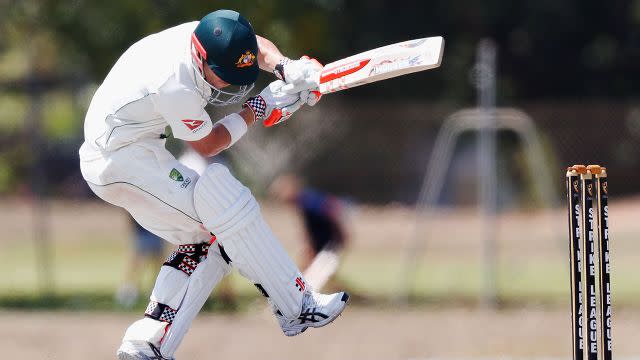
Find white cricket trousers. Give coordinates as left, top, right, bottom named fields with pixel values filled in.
left=79, top=138, right=211, bottom=245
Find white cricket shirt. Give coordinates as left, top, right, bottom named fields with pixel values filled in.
left=79, top=22, right=212, bottom=160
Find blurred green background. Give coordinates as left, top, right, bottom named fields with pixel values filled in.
left=2, top=0, right=640, bottom=199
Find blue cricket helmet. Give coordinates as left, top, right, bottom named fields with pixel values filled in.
left=191, top=10, right=259, bottom=86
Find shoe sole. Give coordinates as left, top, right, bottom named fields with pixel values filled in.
left=284, top=292, right=350, bottom=336
left=117, top=351, right=143, bottom=360
left=117, top=348, right=157, bottom=360
left=117, top=350, right=149, bottom=360
left=116, top=343, right=170, bottom=360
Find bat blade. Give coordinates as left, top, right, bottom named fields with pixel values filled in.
left=317, top=36, right=444, bottom=94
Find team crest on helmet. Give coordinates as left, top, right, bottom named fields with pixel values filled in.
left=236, top=51, right=256, bottom=68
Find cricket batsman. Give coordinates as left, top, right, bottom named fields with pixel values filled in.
left=79, top=10, right=349, bottom=360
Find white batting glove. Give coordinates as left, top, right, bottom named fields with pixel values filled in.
left=275, top=56, right=323, bottom=106
left=243, top=80, right=308, bottom=127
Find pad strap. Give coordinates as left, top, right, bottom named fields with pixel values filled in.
left=164, top=252, right=198, bottom=276
left=163, top=243, right=211, bottom=276
left=145, top=300, right=178, bottom=324
left=176, top=243, right=210, bottom=261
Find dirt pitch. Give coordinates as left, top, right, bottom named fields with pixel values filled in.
left=3, top=307, right=640, bottom=360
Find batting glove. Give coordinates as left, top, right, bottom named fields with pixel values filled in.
left=275, top=56, right=323, bottom=106
left=243, top=80, right=307, bottom=127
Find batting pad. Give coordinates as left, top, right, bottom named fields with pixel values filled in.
left=194, top=164, right=260, bottom=239
left=160, top=253, right=231, bottom=357
left=122, top=265, right=190, bottom=344
left=122, top=317, right=169, bottom=348
left=194, top=164, right=306, bottom=319
left=150, top=266, right=190, bottom=310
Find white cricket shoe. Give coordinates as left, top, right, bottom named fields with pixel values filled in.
left=276, top=291, right=350, bottom=336
left=116, top=340, right=174, bottom=360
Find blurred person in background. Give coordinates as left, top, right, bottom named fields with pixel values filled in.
left=270, top=174, right=349, bottom=292
left=78, top=9, right=349, bottom=360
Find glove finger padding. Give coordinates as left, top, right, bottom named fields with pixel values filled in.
left=282, top=91, right=308, bottom=118
left=307, top=90, right=322, bottom=106
left=277, top=56, right=324, bottom=107
left=281, top=79, right=318, bottom=95
left=281, top=82, right=321, bottom=106
left=297, top=56, right=323, bottom=107
left=277, top=56, right=322, bottom=83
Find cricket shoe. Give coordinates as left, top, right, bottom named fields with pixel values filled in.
left=116, top=340, right=174, bottom=360
left=276, top=291, right=350, bottom=336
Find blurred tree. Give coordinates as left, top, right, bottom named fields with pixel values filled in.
left=0, top=0, right=639, bottom=199
left=3, top=0, right=638, bottom=101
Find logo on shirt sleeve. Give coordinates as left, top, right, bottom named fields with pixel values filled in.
left=181, top=119, right=205, bottom=132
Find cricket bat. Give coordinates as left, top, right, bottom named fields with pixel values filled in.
left=264, top=36, right=444, bottom=127
left=317, top=36, right=444, bottom=94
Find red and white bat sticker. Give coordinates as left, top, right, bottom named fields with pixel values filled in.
left=369, top=55, right=424, bottom=76
left=319, top=59, right=370, bottom=84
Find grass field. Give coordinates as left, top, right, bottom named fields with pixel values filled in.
left=2, top=198, right=640, bottom=307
